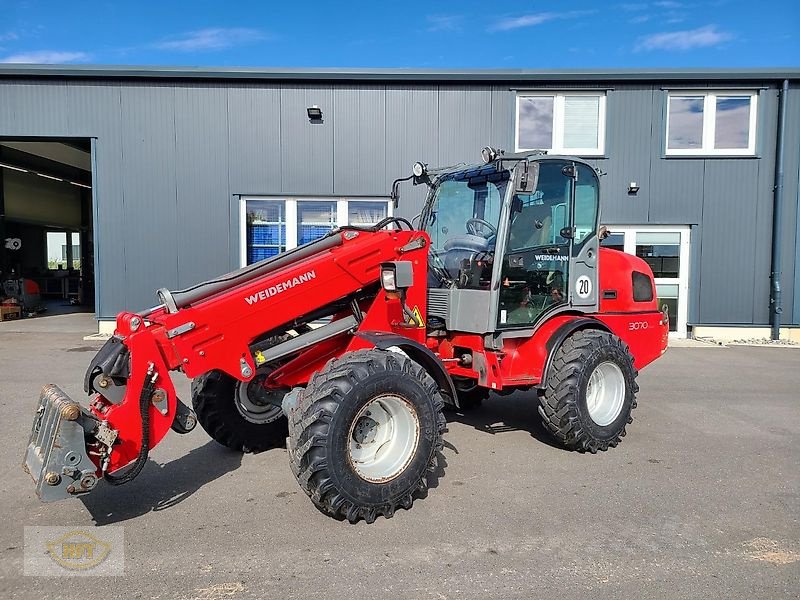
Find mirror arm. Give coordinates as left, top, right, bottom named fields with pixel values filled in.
left=390, top=174, right=414, bottom=209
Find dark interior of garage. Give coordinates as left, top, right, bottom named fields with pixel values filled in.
left=0, top=139, right=94, bottom=320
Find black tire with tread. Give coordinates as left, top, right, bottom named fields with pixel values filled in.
left=191, top=370, right=287, bottom=453
left=286, top=349, right=447, bottom=524
left=538, top=329, right=638, bottom=453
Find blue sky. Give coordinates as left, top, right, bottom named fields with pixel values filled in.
left=0, top=0, right=797, bottom=68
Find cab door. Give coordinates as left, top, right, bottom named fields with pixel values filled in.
left=496, top=160, right=599, bottom=328
left=568, top=162, right=600, bottom=310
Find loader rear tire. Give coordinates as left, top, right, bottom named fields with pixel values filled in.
left=287, top=349, right=447, bottom=524
left=538, top=329, right=638, bottom=453
left=192, top=370, right=287, bottom=453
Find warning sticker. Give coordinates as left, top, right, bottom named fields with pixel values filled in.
left=408, top=305, right=425, bottom=328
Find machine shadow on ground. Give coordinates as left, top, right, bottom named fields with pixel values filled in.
left=447, top=391, right=562, bottom=449
left=80, top=440, right=244, bottom=525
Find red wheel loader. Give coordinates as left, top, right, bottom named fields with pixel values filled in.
left=24, top=149, right=668, bottom=523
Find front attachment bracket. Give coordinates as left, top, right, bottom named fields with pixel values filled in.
left=23, top=385, right=108, bottom=501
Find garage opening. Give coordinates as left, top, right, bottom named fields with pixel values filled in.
left=0, top=139, right=94, bottom=319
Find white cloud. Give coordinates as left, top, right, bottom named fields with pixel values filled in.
left=426, top=15, right=463, bottom=32
left=489, top=11, right=593, bottom=32
left=0, top=50, right=90, bottom=64
left=654, top=1, right=683, bottom=7
left=636, top=25, right=732, bottom=51
left=155, top=28, right=265, bottom=52
left=0, top=31, right=18, bottom=42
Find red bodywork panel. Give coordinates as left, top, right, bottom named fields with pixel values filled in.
left=89, top=231, right=666, bottom=475
left=92, top=229, right=430, bottom=471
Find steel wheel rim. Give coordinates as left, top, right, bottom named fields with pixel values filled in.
left=347, top=395, right=420, bottom=483
left=235, top=376, right=284, bottom=424
left=585, top=361, right=626, bottom=426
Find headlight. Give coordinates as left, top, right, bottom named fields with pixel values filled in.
left=381, top=268, right=397, bottom=292
left=481, top=146, right=498, bottom=164
left=412, top=161, right=426, bottom=178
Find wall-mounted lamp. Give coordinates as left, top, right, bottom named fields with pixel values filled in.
left=628, top=181, right=640, bottom=195
left=306, top=105, right=323, bottom=121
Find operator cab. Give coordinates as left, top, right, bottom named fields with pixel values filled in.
left=418, top=150, right=600, bottom=334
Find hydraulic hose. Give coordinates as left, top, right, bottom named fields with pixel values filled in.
left=103, top=365, right=157, bottom=486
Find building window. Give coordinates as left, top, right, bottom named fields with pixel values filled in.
left=665, top=91, right=757, bottom=156
left=298, top=201, right=337, bottom=245
left=46, top=231, right=80, bottom=270
left=241, top=197, right=390, bottom=265
left=246, top=200, right=286, bottom=264
left=516, top=92, right=606, bottom=156
left=348, top=200, right=388, bottom=226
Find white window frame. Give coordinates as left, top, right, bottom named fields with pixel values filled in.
left=239, top=196, right=392, bottom=267
left=603, top=225, right=691, bottom=338
left=665, top=91, right=758, bottom=156
left=515, top=91, right=607, bottom=156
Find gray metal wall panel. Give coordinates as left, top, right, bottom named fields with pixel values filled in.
left=332, top=86, right=386, bottom=195
left=118, top=85, right=179, bottom=311
left=279, top=85, right=334, bottom=195
left=698, top=160, right=760, bottom=323
left=753, top=88, right=780, bottom=325
left=777, top=86, right=800, bottom=324
left=385, top=86, right=439, bottom=218
left=0, top=81, right=71, bottom=135
left=437, top=86, right=493, bottom=166
left=66, top=82, right=125, bottom=319
left=227, top=85, right=282, bottom=195
left=173, top=85, right=231, bottom=288
left=490, top=87, right=514, bottom=151
left=599, top=87, right=652, bottom=224
left=794, top=87, right=800, bottom=325
left=648, top=159, right=705, bottom=225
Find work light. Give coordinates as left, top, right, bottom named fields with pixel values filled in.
left=381, top=267, right=397, bottom=292
left=412, top=161, right=426, bottom=177
left=380, top=261, right=414, bottom=292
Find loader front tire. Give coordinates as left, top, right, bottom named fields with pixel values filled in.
left=538, top=329, right=638, bottom=453
left=192, top=370, right=287, bottom=453
left=287, top=349, right=447, bottom=524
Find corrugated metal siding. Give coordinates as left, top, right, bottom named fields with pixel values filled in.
left=227, top=85, right=282, bottom=195
left=67, top=82, right=125, bottom=318
left=385, top=86, right=439, bottom=218
left=333, top=86, right=386, bottom=196
left=779, top=86, right=800, bottom=325
left=698, top=161, right=760, bottom=323
left=118, top=85, right=179, bottom=310
left=280, top=85, right=334, bottom=195
left=753, top=88, right=780, bottom=325
left=437, top=86, right=493, bottom=166
left=174, top=84, right=231, bottom=288
left=795, top=87, right=800, bottom=324
left=0, top=77, right=797, bottom=325
left=600, top=86, right=653, bottom=224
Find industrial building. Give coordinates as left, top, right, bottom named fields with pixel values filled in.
left=0, top=65, right=798, bottom=338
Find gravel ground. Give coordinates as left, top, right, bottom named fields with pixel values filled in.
left=0, top=326, right=798, bottom=599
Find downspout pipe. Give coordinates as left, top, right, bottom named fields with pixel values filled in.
left=769, top=79, right=789, bottom=340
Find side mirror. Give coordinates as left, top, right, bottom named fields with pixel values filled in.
left=513, top=161, right=539, bottom=194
